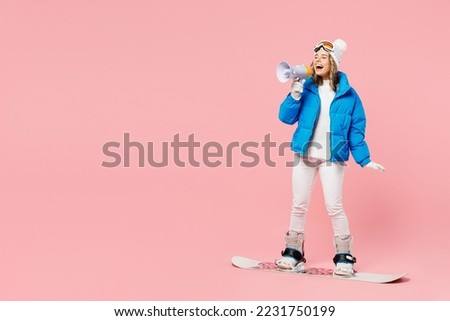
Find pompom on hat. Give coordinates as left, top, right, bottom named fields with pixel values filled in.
left=314, top=39, right=347, bottom=66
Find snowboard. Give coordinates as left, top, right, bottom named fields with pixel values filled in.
left=231, top=256, right=407, bottom=283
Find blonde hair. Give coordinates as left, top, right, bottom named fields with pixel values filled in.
left=311, top=53, right=339, bottom=92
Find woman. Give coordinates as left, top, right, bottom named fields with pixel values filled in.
left=276, top=39, right=384, bottom=277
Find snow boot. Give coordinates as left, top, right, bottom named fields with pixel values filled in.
left=276, top=231, right=306, bottom=271
left=333, top=235, right=356, bottom=277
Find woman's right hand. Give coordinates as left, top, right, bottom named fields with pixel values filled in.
left=291, top=78, right=304, bottom=100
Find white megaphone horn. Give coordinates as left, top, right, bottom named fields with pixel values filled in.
left=276, top=61, right=313, bottom=83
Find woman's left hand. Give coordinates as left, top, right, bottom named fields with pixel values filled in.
left=365, top=161, right=385, bottom=172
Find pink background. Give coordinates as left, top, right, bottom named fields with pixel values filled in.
left=1, top=0, right=449, bottom=300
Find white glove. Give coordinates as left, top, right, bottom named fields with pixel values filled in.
left=365, top=161, right=385, bottom=172
left=291, top=78, right=305, bottom=100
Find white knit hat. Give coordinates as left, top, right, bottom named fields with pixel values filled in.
left=314, top=39, right=347, bottom=66
left=330, top=39, right=347, bottom=66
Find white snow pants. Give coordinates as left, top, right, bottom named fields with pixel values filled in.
left=289, top=154, right=351, bottom=236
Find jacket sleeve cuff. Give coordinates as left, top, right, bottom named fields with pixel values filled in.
left=359, top=158, right=371, bottom=167
left=290, top=93, right=301, bottom=101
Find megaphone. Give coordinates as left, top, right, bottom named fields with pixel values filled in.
left=276, top=61, right=312, bottom=83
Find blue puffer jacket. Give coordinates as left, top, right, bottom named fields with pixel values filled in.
left=279, top=72, right=371, bottom=166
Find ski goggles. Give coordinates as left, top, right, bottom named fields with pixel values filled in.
left=314, top=40, right=334, bottom=52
